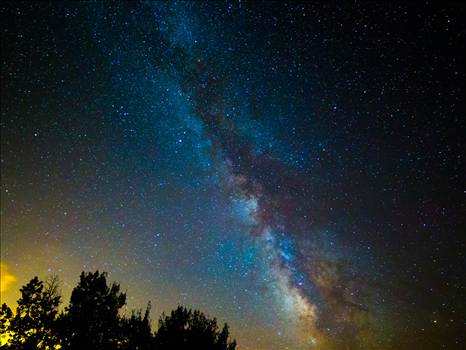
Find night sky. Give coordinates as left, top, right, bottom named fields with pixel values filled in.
left=1, top=2, right=465, bottom=349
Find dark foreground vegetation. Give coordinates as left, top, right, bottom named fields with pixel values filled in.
left=0, top=271, right=236, bottom=350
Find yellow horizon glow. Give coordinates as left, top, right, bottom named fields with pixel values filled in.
left=1, top=262, right=17, bottom=295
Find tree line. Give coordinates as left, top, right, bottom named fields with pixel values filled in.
left=0, top=271, right=237, bottom=350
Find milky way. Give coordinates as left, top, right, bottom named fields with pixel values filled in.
left=1, top=2, right=465, bottom=350
left=160, top=24, right=377, bottom=347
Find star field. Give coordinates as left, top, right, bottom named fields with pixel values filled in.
left=1, top=2, right=465, bottom=349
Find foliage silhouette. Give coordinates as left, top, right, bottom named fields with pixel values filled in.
left=119, top=302, right=153, bottom=350
left=61, top=271, right=126, bottom=350
left=155, top=306, right=237, bottom=350
left=3, top=276, right=61, bottom=350
left=0, top=272, right=236, bottom=350
left=0, top=303, right=13, bottom=348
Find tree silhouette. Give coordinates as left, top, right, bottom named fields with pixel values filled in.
left=1, top=271, right=237, bottom=350
left=0, top=303, right=13, bottom=348
left=154, top=306, right=236, bottom=350
left=4, top=276, right=61, bottom=350
left=217, top=323, right=236, bottom=350
left=119, top=302, right=153, bottom=350
left=61, top=271, right=126, bottom=350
